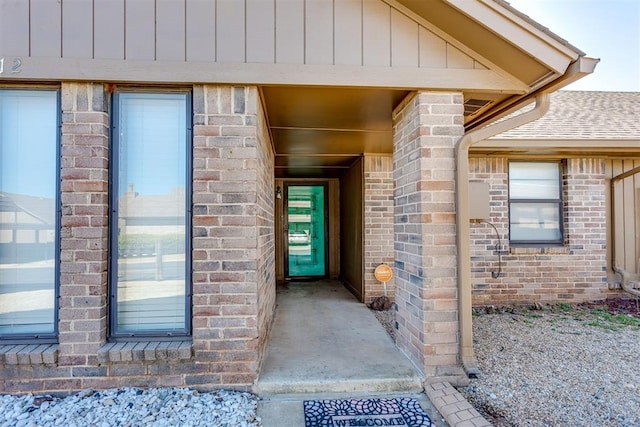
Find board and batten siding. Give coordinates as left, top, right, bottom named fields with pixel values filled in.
left=0, top=0, right=485, bottom=71
left=607, top=159, right=640, bottom=277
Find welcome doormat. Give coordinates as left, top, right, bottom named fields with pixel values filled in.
left=303, top=398, right=433, bottom=427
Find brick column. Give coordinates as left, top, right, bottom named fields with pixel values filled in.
left=192, top=86, right=275, bottom=388
left=392, top=91, right=466, bottom=383
left=363, top=155, right=395, bottom=303
left=59, top=83, right=110, bottom=370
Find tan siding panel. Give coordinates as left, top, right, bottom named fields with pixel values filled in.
left=305, top=0, right=334, bottom=65
left=275, top=0, right=304, bottom=64
left=186, top=0, right=216, bottom=62
left=362, top=0, right=390, bottom=67
left=623, top=160, right=637, bottom=271
left=608, top=159, right=640, bottom=276
left=0, top=0, right=29, bottom=56
left=474, top=60, right=488, bottom=70
left=125, top=0, right=155, bottom=60
left=62, top=0, right=93, bottom=59
left=246, top=0, right=275, bottom=63
left=419, top=26, right=445, bottom=68
left=636, top=171, right=640, bottom=275
left=390, top=8, right=418, bottom=67
left=636, top=160, right=640, bottom=275
left=611, top=160, right=626, bottom=271
left=156, top=0, right=186, bottom=61
left=334, top=0, right=362, bottom=66
left=447, top=44, right=474, bottom=69
left=217, top=0, right=245, bottom=62
left=31, top=0, right=62, bottom=58
left=94, top=0, right=125, bottom=60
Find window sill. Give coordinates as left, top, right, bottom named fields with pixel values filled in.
left=509, top=246, right=570, bottom=255
left=0, top=344, right=59, bottom=365
left=98, top=341, right=192, bottom=364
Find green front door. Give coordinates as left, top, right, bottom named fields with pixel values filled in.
left=286, top=185, right=327, bottom=278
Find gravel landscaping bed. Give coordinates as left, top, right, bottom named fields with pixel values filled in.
left=371, top=307, right=396, bottom=342
left=0, top=387, right=260, bottom=427
left=371, top=299, right=640, bottom=426
left=459, top=300, right=640, bottom=426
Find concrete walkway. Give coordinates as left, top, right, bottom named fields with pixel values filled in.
left=254, top=280, right=451, bottom=426
left=255, top=280, right=423, bottom=394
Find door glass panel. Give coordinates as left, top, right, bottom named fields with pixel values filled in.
left=287, top=185, right=326, bottom=277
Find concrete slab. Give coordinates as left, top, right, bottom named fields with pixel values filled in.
left=254, top=280, right=486, bottom=426
left=257, top=392, right=449, bottom=427
left=255, top=280, right=423, bottom=394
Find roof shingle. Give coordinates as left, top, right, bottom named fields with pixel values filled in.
left=492, top=91, right=640, bottom=140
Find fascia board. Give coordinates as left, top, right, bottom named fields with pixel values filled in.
left=446, top=0, right=581, bottom=74
left=473, top=139, right=640, bottom=149
left=0, top=57, right=530, bottom=93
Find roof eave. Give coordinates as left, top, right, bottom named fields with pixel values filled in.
left=446, top=0, right=583, bottom=73
left=472, top=138, right=640, bottom=156
left=465, top=56, right=599, bottom=132
left=394, top=0, right=598, bottom=131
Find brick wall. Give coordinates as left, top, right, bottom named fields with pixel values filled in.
left=191, top=85, right=274, bottom=387
left=0, top=84, right=275, bottom=394
left=470, top=157, right=609, bottom=306
left=58, top=82, right=110, bottom=374
left=254, top=89, right=276, bottom=373
left=392, top=91, right=465, bottom=383
left=363, top=155, right=395, bottom=303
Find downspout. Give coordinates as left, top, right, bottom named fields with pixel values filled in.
left=456, top=94, right=550, bottom=377
left=610, top=166, right=640, bottom=297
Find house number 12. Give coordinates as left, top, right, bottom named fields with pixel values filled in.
left=0, top=57, right=23, bottom=74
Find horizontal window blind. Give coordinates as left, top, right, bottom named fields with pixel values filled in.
left=112, top=92, right=190, bottom=336
left=0, top=90, right=58, bottom=338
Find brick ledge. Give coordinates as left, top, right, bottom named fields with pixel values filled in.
left=425, top=381, right=492, bottom=427
left=0, top=344, right=59, bottom=365
left=509, top=246, right=570, bottom=255
left=98, top=341, right=192, bottom=363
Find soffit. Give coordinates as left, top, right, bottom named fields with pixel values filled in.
left=264, top=86, right=409, bottom=178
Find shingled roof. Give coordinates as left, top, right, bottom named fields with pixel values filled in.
left=491, top=91, right=640, bottom=140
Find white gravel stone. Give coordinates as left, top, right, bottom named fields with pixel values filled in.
left=458, top=309, right=640, bottom=426
left=0, top=388, right=260, bottom=427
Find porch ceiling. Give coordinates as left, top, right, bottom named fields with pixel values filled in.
left=263, top=86, right=409, bottom=178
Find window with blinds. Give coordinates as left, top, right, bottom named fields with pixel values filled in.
left=0, top=89, right=59, bottom=341
left=110, top=91, right=191, bottom=338
left=508, top=161, right=563, bottom=245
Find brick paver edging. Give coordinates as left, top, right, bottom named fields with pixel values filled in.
left=425, top=382, right=492, bottom=427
